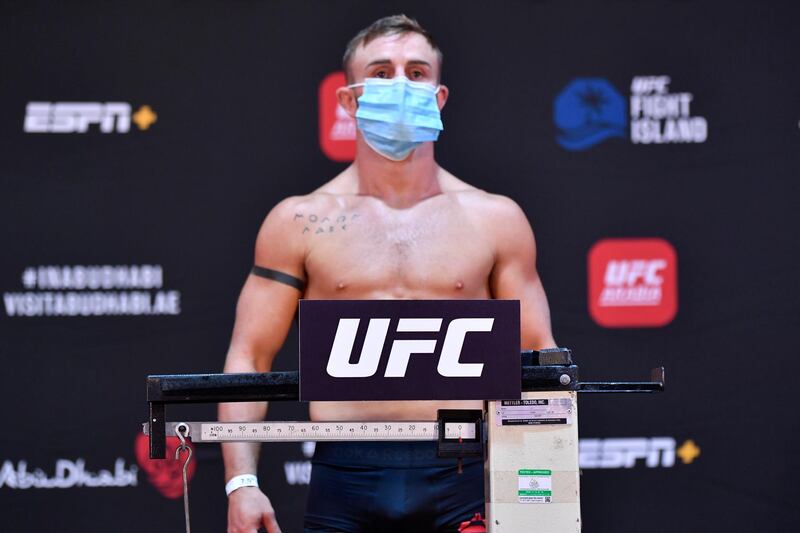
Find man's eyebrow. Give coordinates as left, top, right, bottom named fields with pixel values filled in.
left=365, top=59, right=392, bottom=68
left=364, top=59, right=433, bottom=68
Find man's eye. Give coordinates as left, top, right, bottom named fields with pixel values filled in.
left=411, top=71, right=423, bottom=79
left=375, top=71, right=388, bottom=78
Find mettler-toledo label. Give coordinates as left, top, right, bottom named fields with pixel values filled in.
left=496, top=398, right=572, bottom=426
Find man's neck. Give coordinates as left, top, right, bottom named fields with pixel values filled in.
left=353, top=140, right=442, bottom=208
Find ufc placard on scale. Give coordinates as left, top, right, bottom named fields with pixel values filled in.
left=299, top=300, right=521, bottom=401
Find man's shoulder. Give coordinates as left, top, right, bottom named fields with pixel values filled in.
left=254, top=193, right=341, bottom=250
left=448, top=188, right=534, bottom=255
left=270, top=167, right=354, bottom=212
left=264, top=191, right=346, bottom=224
left=439, top=169, right=524, bottom=215
left=447, top=187, right=527, bottom=223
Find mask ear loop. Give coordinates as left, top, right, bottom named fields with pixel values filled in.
left=343, top=83, right=364, bottom=115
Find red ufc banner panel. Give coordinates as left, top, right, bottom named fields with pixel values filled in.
left=318, top=71, right=356, bottom=162
left=588, top=238, right=678, bottom=328
left=299, top=300, right=521, bottom=401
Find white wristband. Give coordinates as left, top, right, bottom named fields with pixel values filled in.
left=225, top=474, right=259, bottom=496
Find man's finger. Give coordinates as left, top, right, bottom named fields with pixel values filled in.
left=262, top=512, right=282, bottom=533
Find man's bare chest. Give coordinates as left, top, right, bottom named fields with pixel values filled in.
left=296, top=201, right=495, bottom=297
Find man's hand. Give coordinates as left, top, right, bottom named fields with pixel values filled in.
left=227, top=487, right=282, bottom=533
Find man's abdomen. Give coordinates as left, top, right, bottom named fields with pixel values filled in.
left=310, top=400, right=484, bottom=422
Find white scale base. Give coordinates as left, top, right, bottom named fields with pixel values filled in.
left=486, top=391, right=581, bottom=532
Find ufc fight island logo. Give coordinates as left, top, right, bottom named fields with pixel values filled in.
left=588, top=238, right=677, bottom=328
left=300, top=300, right=520, bottom=401
left=327, top=318, right=493, bottom=378
left=24, top=102, right=157, bottom=133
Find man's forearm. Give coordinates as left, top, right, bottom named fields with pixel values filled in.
left=219, top=400, right=268, bottom=480
left=219, top=350, right=273, bottom=481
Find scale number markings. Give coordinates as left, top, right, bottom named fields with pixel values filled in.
left=200, top=422, right=439, bottom=442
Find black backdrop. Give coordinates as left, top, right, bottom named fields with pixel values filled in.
left=1, top=1, right=799, bottom=531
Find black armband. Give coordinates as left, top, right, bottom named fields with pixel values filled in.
left=251, top=265, right=306, bottom=292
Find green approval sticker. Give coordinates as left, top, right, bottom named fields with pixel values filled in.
left=518, top=469, right=552, bottom=503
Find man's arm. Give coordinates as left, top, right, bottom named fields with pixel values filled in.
left=220, top=198, right=306, bottom=533
left=488, top=197, right=557, bottom=350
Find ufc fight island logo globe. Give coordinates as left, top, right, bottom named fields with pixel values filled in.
left=553, top=78, right=627, bottom=151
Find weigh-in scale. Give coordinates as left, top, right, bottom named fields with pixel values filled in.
left=144, top=347, right=663, bottom=532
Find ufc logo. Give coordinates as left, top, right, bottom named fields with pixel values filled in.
left=604, top=259, right=667, bottom=287
left=24, top=102, right=131, bottom=133
left=630, top=75, right=671, bottom=95
left=326, top=318, right=493, bottom=378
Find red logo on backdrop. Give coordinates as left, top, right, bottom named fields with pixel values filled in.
left=319, top=71, right=356, bottom=162
left=134, top=434, right=196, bottom=499
left=588, top=238, right=678, bottom=328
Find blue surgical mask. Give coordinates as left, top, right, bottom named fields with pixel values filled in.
left=348, top=76, right=444, bottom=161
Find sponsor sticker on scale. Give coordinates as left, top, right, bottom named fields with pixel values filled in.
left=518, top=469, right=552, bottom=504
left=496, top=398, right=573, bottom=426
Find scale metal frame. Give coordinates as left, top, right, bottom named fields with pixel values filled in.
left=144, top=348, right=663, bottom=532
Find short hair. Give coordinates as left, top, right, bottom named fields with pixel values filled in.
left=342, top=14, right=443, bottom=83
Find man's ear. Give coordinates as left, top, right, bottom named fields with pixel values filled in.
left=336, top=86, right=358, bottom=118
left=436, top=84, right=449, bottom=111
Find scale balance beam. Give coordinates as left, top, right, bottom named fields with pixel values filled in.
left=146, top=348, right=664, bottom=459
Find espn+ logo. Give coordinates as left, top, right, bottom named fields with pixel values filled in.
left=579, top=437, right=701, bottom=469
left=580, top=437, right=675, bottom=468
left=588, top=238, right=677, bottom=328
left=326, top=317, right=493, bottom=378
left=24, top=102, right=157, bottom=133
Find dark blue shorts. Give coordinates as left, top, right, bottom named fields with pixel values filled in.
left=304, top=441, right=484, bottom=533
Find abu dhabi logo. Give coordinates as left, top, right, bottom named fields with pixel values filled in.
left=554, top=78, right=627, bottom=151
left=0, top=458, right=138, bottom=489
left=24, top=102, right=157, bottom=133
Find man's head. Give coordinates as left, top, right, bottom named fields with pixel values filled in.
left=337, top=15, right=449, bottom=161
left=342, top=14, right=443, bottom=84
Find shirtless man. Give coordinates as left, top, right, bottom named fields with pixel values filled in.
left=220, top=15, right=556, bottom=533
